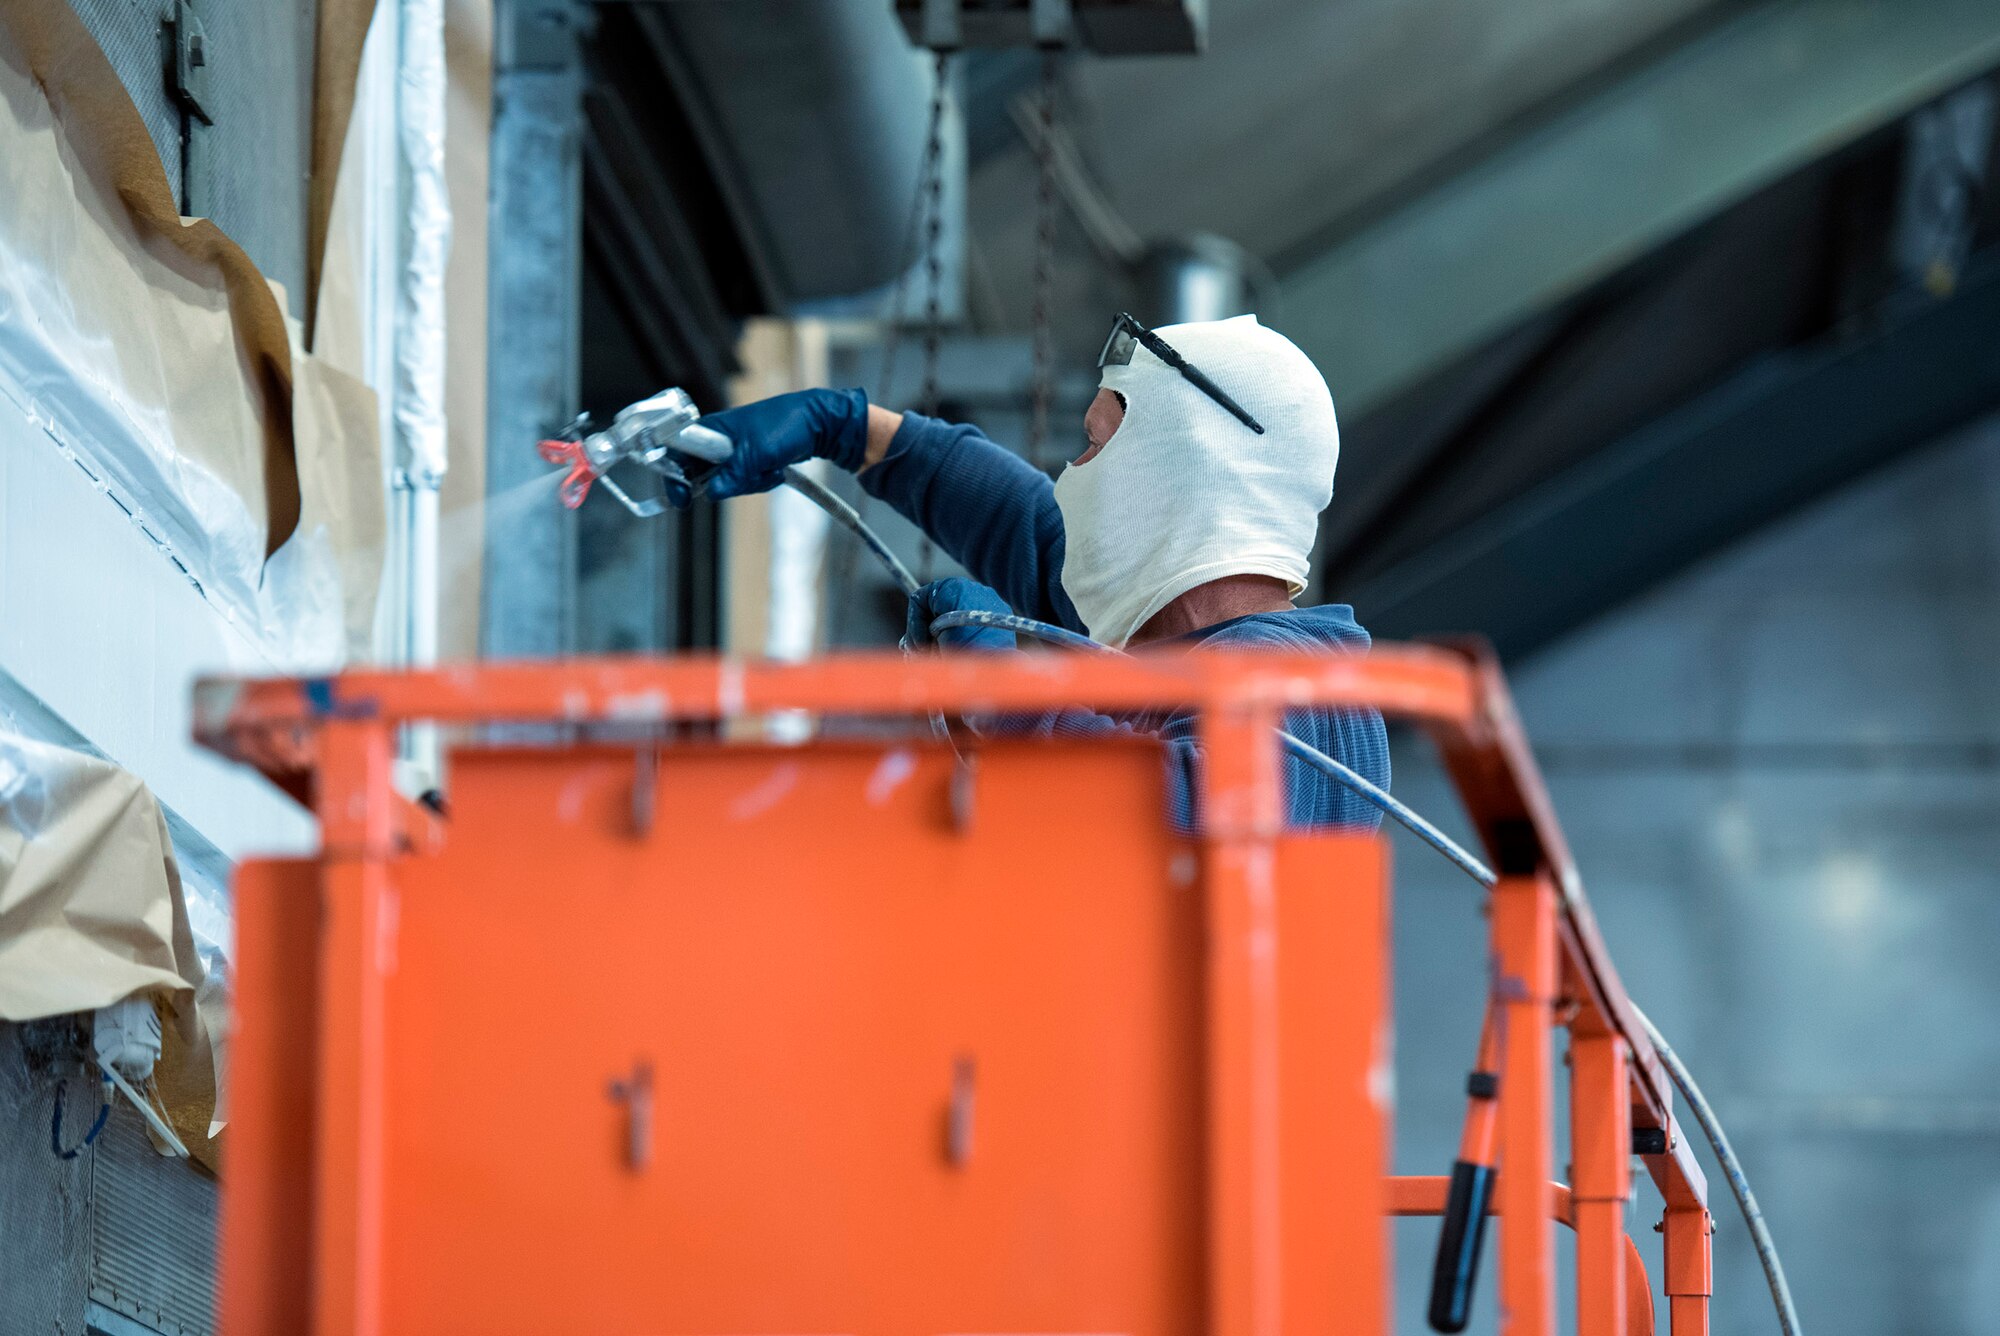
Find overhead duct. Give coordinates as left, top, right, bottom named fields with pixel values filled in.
left=1139, top=233, right=1269, bottom=326
left=629, top=0, right=936, bottom=305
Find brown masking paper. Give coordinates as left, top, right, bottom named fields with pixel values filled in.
left=0, top=12, right=385, bottom=660
left=308, top=0, right=379, bottom=341
left=0, top=733, right=223, bottom=1165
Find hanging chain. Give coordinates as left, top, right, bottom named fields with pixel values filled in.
left=876, top=50, right=950, bottom=411
left=918, top=51, right=950, bottom=421
left=1027, top=49, right=1060, bottom=472
left=914, top=48, right=950, bottom=581
left=828, top=50, right=950, bottom=629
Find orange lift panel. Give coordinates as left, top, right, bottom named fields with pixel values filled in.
left=227, top=737, right=1389, bottom=1336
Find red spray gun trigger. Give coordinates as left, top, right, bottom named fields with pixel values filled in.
left=534, top=390, right=722, bottom=519
left=538, top=437, right=596, bottom=510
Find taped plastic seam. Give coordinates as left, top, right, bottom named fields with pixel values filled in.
left=394, top=0, right=451, bottom=486
left=0, top=27, right=346, bottom=666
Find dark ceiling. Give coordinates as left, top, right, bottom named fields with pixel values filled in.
left=1320, top=85, right=2000, bottom=658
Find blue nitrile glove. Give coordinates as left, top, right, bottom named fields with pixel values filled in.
left=906, top=579, right=1017, bottom=651
left=687, top=388, right=871, bottom=504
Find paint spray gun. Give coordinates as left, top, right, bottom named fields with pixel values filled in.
left=537, top=387, right=921, bottom=598
left=537, top=387, right=736, bottom=517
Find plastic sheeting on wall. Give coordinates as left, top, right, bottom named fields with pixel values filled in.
left=0, top=1, right=301, bottom=550
left=0, top=5, right=384, bottom=666
left=288, top=316, right=389, bottom=661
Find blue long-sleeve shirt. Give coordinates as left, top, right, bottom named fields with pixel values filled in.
left=860, top=411, right=1391, bottom=830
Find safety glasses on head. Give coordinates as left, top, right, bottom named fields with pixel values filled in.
left=1096, top=312, right=1265, bottom=435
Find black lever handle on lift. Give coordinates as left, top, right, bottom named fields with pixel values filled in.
left=1428, top=1154, right=1496, bottom=1332
left=1429, top=1050, right=1500, bottom=1334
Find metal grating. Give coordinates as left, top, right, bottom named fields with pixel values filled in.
left=187, top=0, right=313, bottom=310
left=67, top=0, right=181, bottom=187
left=0, top=1022, right=93, bottom=1333
left=89, top=1107, right=218, bottom=1336
left=66, top=0, right=315, bottom=312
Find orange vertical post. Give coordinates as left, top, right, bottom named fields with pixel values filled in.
left=1199, top=698, right=1285, bottom=1336
left=1570, top=1032, right=1633, bottom=1335
left=218, top=858, right=322, bottom=1336
left=1492, top=874, right=1558, bottom=1336
left=311, top=720, right=396, bottom=1336
left=1664, top=1207, right=1713, bottom=1336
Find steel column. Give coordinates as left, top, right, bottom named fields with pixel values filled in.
left=1493, top=874, right=1558, bottom=1335
left=484, top=0, right=587, bottom=657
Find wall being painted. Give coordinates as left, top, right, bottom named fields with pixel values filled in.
left=0, top=395, right=316, bottom=867
left=1383, top=411, right=2000, bottom=1333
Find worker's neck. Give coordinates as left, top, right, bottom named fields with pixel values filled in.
left=1129, top=574, right=1294, bottom=646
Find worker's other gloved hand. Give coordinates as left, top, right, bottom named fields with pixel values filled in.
left=906, top=578, right=1016, bottom=651
left=691, top=388, right=870, bottom=503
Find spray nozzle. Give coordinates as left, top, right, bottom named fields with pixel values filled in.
left=536, top=387, right=735, bottom=517
left=536, top=434, right=597, bottom=509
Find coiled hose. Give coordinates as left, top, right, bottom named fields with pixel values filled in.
left=781, top=474, right=1803, bottom=1336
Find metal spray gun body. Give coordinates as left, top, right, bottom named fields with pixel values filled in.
left=538, top=387, right=736, bottom=517
left=537, top=387, right=922, bottom=600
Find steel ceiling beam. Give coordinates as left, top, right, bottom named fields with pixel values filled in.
left=1280, top=0, right=2000, bottom=418
left=1352, top=253, right=2000, bottom=661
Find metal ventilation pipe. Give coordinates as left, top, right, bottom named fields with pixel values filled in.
left=1139, top=232, right=1270, bottom=325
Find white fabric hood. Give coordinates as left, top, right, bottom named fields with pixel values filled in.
left=1053, top=315, right=1340, bottom=646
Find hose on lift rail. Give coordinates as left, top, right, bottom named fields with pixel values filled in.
left=1637, top=1007, right=1803, bottom=1336
left=926, top=610, right=1502, bottom=887
left=780, top=472, right=1803, bottom=1336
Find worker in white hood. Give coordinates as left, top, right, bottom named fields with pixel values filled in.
left=688, top=312, right=1387, bottom=828
left=1055, top=313, right=1338, bottom=647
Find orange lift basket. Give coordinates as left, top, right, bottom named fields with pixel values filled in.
left=195, top=643, right=1714, bottom=1336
